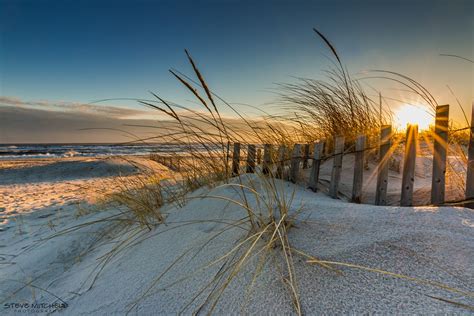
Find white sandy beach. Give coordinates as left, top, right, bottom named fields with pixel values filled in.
left=0, top=156, right=473, bottom=314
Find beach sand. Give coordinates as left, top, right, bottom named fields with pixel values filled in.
left=0, top=156, right=473, bottom=314
left=0, top=156, right=174, bottom=215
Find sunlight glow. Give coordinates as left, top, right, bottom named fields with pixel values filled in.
left=393, top=104, right=433, bottom=131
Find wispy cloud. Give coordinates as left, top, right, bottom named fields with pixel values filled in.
left=0, top=96, right=24, bottom=105
left=0, top=96, right=155, bottom=119
left=0, top=103, right=161, bottom=143
left=0, top=95, right=266, bottom=143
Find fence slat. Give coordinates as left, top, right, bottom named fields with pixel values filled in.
left=276, top=145, right=286, bottom=179
left=226, top=141, right=230, bottom=176
left=375, top=125, right=392, bottom=205
left=290, top=144, right=301, bottom=183
left=431, top=104, right=449, bottom=205
left=324, top=138, right=332, bottom=157
left=352, top=135, right=366, bottom=203
left=256, top=148, right=262, bottom=165
left=246, top=144, right=256, bottom=173
left=309, top=141, right=324, bottom=192
left=302, top=144, right=310, bottom=169
left=466, top=102, right=474, bottom=208
left=262, top=144, right=272, bottom=175
left=329, top=136, right=344, bottom=198
left=400, top=124, right=418, bottom=206
left=231, top=143, right=241, bottom=176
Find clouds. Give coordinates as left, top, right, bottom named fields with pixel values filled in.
left=0, top=96, right=154, bottom=119
left=0, top=96, right=163, bottom=143
left=0, top=96, right=24, bottom=106
left=0, top=95, right=266, bottom=143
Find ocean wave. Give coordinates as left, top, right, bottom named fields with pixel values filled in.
left=0, top=143, right=216, bottom=160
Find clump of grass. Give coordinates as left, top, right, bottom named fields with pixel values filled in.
left=131, top=177, right=304, bottom=314
left=107, top=173, right=165, bottom=229
left=278, top=28, right=389, bottom=145
left=193, top=176, right=304, bottom=314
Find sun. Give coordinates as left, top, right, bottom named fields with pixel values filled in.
left=393, top=104, right=433, bottom=131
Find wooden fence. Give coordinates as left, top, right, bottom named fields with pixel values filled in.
left=230, top=103, right=474, bottom=208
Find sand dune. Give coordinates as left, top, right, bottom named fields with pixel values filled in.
left=0, top=156, right=168, bottom=222
left=0, top=159, right=473, bottom=314
left=0, top=157, right=140, bottom=185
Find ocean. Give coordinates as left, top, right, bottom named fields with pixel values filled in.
left=0, top=143, right=209, bottom=159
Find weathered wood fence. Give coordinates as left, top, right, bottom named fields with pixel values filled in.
left=229, top=103, right=474, bottom=208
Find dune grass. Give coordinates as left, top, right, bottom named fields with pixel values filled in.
left=107, top=173, right=165, bottom=229
left=278, top=28, right=389, bottom=147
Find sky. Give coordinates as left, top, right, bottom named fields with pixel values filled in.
left=0, top=0, right=472, bottom=143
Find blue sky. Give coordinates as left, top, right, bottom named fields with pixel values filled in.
left=0, top=0, right=473, bottom=141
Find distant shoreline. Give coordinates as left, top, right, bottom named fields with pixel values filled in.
left=0, top=143, right=214, bottom=160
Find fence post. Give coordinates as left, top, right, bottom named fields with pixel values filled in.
left=226, top=141, right=230, bottom=177
left=262, top=144, right=272, bottom=175
left=290, top=144, right=301, bottom=183
left=324, top=138, right=332, bottom=157
left=431, top=104, right=449, bottom=205
left=329, top=136, right=345, bottom=198
left=352, top=135, right=366, bottom=203
left=246, top=144, right=256, bottom=173
left=375, top=125, right=392, bottom=205
left=466, top=102, right=474, bottom=208
left=256, top=148, right=262, bottom=165
left=276, top=145, right=286, bottom=179
left=302, top=144, right=310, bottom=169
left=309, top=141, right=324, bottom=192
left=231, top=143, right=241, bottom=176
left=400, top=124, right=418, bottom=206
